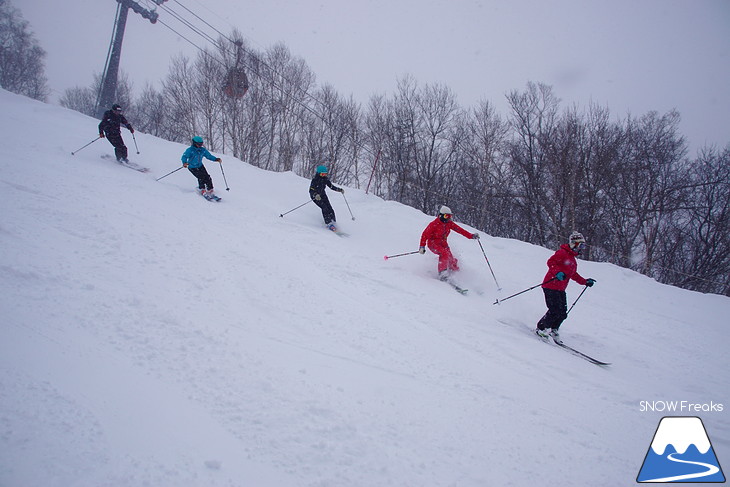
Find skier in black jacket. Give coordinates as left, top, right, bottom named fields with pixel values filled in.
left=309, top=164, right=344, bottom=231
left=98, top=104, right=134, bottom=162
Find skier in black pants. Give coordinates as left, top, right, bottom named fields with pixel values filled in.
left=181, top=136, right=222, bottom=200
left=98, top=103, right=134, bottom=162
left=536, top=231, right=596, bottom=342
left=309, top=164, right=344, bottom=231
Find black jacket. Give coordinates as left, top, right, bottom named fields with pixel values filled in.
left=98, top=110, right=133, bottom=136
left=309, top=174, right=341, bottom=199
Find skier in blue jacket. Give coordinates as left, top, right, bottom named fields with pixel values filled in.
left=182, top=136, right=222, bottom=199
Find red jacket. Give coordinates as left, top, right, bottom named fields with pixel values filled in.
left=542, top=244, right=587, bottom=291
left=420, top=218, right=473, bottom=248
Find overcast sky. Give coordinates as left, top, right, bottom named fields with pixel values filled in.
left=16, top=0, right=730, bottom=154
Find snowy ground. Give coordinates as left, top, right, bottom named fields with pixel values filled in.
left=1, top=89, right=728, bottom=486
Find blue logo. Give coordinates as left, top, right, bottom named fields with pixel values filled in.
left=637, top=416, right=725, bottom=483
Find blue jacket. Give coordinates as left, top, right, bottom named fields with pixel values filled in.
left=181, top=146, right=218, bottom=169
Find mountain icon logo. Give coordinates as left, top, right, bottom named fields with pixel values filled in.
left=637, top=416, right=725, bottom=483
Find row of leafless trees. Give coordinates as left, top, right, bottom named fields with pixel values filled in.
left=55, top=36, right=730, bottom=297
left=359, top=78, right=729, bottom=296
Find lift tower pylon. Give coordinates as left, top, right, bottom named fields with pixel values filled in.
left=95, top=0, right=167, bottom=118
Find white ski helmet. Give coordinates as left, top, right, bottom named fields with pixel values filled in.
left=439, top=205, right=453, bottom=215
left=569, top=231, right=586, bottom=249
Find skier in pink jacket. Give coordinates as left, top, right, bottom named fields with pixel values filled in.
left=536, top=231, right=596, bottom=341
left=419, top=206, right=479, bottom=280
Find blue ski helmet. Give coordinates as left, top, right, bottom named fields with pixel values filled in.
left=316, top=165, right=328, bottom=174
left=192, top=136, right=204, bottom=146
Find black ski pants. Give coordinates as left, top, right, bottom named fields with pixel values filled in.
left=104, top=131, right=128, bottom=161
left=311, top=194, right=336, bottom=224
left=188, top=165, right=213, bottom=191
left=537, top=288, right=567, bottom=330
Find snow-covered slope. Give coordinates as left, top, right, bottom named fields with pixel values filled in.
left=1, top=89, right=728, bottom=486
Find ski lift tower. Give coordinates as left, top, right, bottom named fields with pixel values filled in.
left=95, top=0, right=168, bottom=118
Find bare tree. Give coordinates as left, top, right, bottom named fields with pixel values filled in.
left=59, top=86, right=96, bottom=117
left=301, top=84, right=362, bottom=185
left=191, top=50, right=225, bottom=151
left=456, top=100, right=510, bottom=234
left=567, top=103, right=624, bottom=261
left=411, top=81, right=464, bottom=212
left=0, top=0, right=49, bottom=101
left=362, top=93, right=393, bottom=196
left=133, top=83, right=166, bottom=137
left=505, top=81, right=561, bottom=245
left=254, top=43, right=315, bottom=171
left=656, top=145, right=730, bottom=295
left=363, top=90, right=414, bottom=203
left=161, top=55, right=199, bottom=143
left=604, top=110, right=688, bottom=274
left=367, top=76, right=466, bottom=214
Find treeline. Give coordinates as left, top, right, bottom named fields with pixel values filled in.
left=50, top=35, right=730, bottom=297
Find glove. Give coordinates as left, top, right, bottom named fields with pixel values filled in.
left=338, top=188, right=345, bottom=193
left=129, top=126, right=134, bottom=133
left=555, top=271, right=566, bottom=281
left=586, top=278, right=596, bottom=287
left=99, top=133, right=105, bottom=138
left=314, top=194, right=322, bottom=201
left=183, top=163, right=189, bottom=168
left=419, top=246, right=426, bottom=254
left=215, top=158, right=222, bottom=163
left=472, top=233, right=480, bottom=239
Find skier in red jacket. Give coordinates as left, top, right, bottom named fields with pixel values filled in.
left=419, top=206, right=480, bottom=280
left=536, top=231, right=596, bottom=341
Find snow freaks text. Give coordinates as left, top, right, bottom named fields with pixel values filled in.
left=639, top=401, right=724, bottom=413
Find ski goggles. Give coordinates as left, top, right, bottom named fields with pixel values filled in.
left=574, top=242, right=586, bottom=250
left=440, top=214, right=453, bottom=220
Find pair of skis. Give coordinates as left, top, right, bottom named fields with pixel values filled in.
left=201, top=192, right=221, bottom=202
left=444, top=280, right=468, bottom=295
left=536, top=331, right=611, bottom=366
left=494, top=318, right=611, bottom=366
left=327, top=224, right=349, bottom=238
left=103, top=156, right=222, bottom=202
left=101, top=154, right=149, bottom=173
left=437, top=274, right=468, bottom=295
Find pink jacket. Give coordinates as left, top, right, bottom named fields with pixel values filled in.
left=542, top=244, right=587, bottom=291
left=419, top=218, right=473, bottom=248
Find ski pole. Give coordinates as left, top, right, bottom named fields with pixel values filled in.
left=477, top=239, right=501, bottom=290
left=156, top=166, right=184, bottom=181
left=493, top=277, right=557, bottom=305
left=218, top=160, right=230, bottom=191
left=71, top=136, right=102, bottom=155
left=383, top=251, right=420, bottom=260
left=131, top=132, right=140, bottom=154
left=280, top=199, right=312, bottom=217
left=342, top=192, right=355, bottom=220
left=566, top=285, right=591, bottom=316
